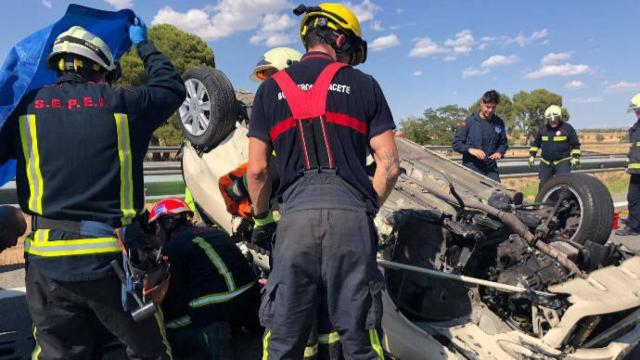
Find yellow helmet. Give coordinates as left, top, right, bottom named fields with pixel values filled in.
left=47, top=26, right=116, bottom=72
left=250, top=47, right=303, bottom=82
left=544, top=105, right=563, bottom=119
left=294, top=3, right=367, bottom=66
left=629, top=93, right=640, bottom=112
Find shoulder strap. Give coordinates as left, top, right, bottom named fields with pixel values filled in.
left=272, top=62, right=348, bottom=119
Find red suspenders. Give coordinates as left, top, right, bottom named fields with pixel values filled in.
left=272, top=62, right=347, bottom=170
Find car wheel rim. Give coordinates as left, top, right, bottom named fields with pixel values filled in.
left=541, top=185, right=584, bottom=242
left=179, top=78, right=212, bottom=137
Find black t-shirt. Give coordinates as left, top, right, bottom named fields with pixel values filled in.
left=248, top=52, right=395, bottom=207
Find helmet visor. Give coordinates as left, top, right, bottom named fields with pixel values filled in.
left=256, top=67, right=278, bottom=81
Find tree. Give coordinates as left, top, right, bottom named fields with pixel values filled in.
left=117, top=24, right=215, bottom=145
left=398, top=116, right=429, bottom=144
left=399, top=105, right=469, bottom=145
left=468, top=93, right=515, bottom=130
left=512, top=89, right=570, bottom=133
left=596, top=133, right=605, bottom=142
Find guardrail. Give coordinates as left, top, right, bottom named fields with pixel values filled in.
left=146, top=144, right=632, bottom=156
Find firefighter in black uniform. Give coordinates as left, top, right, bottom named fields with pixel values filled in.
left=617, top=93, right=640, bottom=236
left=528, top=105, right=581, bottom=188
left=452, top=90, right=508, bottom=182
left=247, top=3, right=400, bottom=359
left=147, top=198, right=259, bottom=359
left=0, top=20, right=185, bottom=358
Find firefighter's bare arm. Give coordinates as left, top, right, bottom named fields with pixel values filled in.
left=247, top=137, right=273, bottom=216
left=370, top=129, right=400, bottom=207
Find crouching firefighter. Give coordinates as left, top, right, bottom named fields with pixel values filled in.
left=528, top=105, right=581, bottom=188
left=247, top=3, right=400, bottom=359
left=0, top=20, right=185, bottom=358
left=148, top=198, right=260, bottom=359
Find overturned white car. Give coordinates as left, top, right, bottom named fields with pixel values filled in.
left=178, top=67, right=640, bottom=360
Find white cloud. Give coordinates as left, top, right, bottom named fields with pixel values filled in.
left=41, top=0, right=52, bottom=8
left=481, top=54, right=519, bottom=68
left=525, top=63, right=592, bottom=79
left=250, top=31, right=295, bottom=47
left=259, top=13, right=295, bottom=33
left=541, top=52, right=571, bottom=65
left=250, top=13, right=295, bottom=47
left=413, top=70, right=423, bottom=76
left=444, top=29, right=475, bottom=55
left=531, top=28, right=549, bottom=40
left=443, top=55, right=457, bottom=62
left=370, top=34, right=400, bottom=51
left=345, top=0, right=381, bottom=23
left=409, top=37, right=447, bottom=58
left=104, top=0, right=132, bottom=9
left=606, top=81, right=640, bottom=93
left=409, top=30, right=478, bottom=60
left=507, top=28, right=549, bottom=47
left=462, top=67, right=489, bottom=79
left=152, top=0, right=290, bottom=41
left=570, top=97, right=603, bottom=104
left=370, top=20, right=384, bottom=31
left=565, top=80, right=586, bottom=90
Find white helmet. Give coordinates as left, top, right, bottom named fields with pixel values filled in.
left=47, top=26, right=117, bottom=72
left=544, top=105, right=563, bottom=120
left=250, top=47, right=303, bottom=82
left=629, top=93, right=640, bottom=113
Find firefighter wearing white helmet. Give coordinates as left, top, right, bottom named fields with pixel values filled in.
left=528, top=105, right=581, bottom=188
left=0, top=19, right=186, bottom=358
left=47, top=25, right=120, bottom=81
left=250, top=47, right=303, bottom=82
left=617, top=92, right=640, bottom=236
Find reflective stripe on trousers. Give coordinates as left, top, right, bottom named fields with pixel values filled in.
left=540, top=156, right=571, bottom=165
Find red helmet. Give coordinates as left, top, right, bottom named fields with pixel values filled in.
left=149, top=197, right=194, bottom=223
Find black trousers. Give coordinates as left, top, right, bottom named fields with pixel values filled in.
left=628, top=174, right=640, bottom=231
left=26, top=265, right=172, bottom=360
left=260, top=174, right=384, bottom=360
left=538, top=160, right=571, bottom=189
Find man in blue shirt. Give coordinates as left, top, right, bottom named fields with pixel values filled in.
left=452, top=90, right=508, bottom=182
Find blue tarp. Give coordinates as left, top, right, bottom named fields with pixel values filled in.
left=0, top=4, right=135, bottom=186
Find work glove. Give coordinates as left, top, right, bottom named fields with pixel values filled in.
left=571, top=156, right=581, bottom=169
left=129, top=16, right=147, bottom=46
left=528, top=156, right=535, bottom=167
left=252, top=211, right=278, bottom=251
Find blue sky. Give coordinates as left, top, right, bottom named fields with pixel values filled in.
left=2, top=0, right=639, bottom=129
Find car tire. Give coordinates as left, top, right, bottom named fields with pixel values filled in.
left=535, top=174, right=613, bottom=244
left=178, top=67, right=237, bottom=153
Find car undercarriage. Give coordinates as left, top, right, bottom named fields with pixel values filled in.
left=178, top=66, right=640, bottom=359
